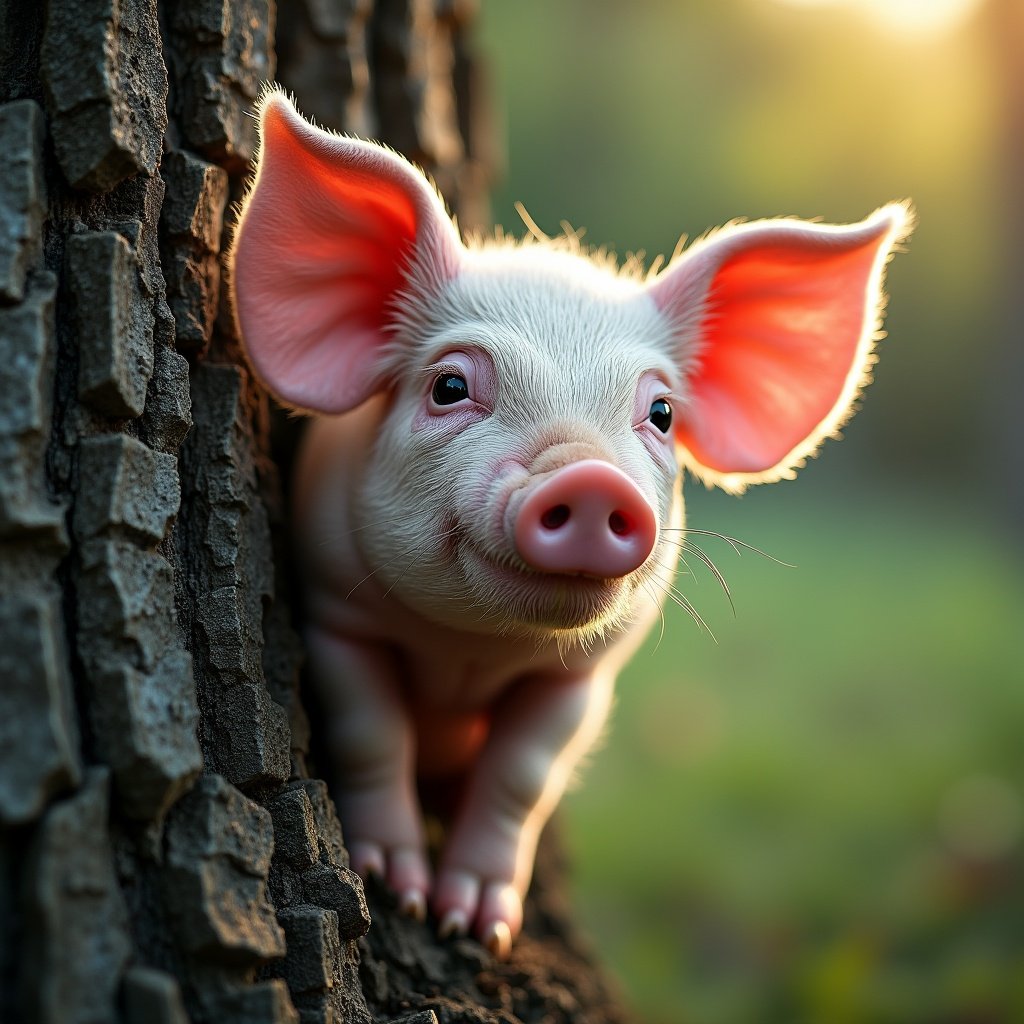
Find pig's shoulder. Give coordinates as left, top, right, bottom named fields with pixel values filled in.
left=291, top=401, right=385, bottom=602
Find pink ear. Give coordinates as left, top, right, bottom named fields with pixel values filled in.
left=231, top=91, right=463, bottom=413
left=648, top=205, right=911, bottom=491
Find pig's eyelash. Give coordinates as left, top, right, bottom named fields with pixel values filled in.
left=419, top=361, right=466, bottom=379
left=644, top=388, right=683, bottom=404
left=633, top=390, right=683, bottom=427
left=661, top=391, right=686, bottom=415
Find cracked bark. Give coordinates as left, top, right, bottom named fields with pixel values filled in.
left=0, top=1, right=630, bottom=1021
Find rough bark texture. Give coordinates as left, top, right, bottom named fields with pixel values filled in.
left=0, top=1, right=630, bottom=1022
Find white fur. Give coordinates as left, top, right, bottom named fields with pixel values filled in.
left=229, top=88, right=911, bottom=956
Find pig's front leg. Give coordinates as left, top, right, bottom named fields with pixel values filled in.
left=305, top=625, right=431, bottom=919
left=433, top=670, right=615, bottom=958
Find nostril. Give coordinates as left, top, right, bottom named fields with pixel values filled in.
left=541, top=505, right=570, bottom=530
left=514, top=461, right=656, bottom=577
left=608, top=511, right=631, bottom=537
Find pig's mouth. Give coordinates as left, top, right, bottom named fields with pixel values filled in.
left=458, top=535, right=640, bottom=633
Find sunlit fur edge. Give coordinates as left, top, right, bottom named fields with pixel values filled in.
left=227, top=84, right=463, bottom=418
left=230, top=87, right=914, bottom=498
left=680, top=201, right=916, bottom=494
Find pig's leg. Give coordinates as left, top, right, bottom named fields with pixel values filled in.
left=305, top=625, right=430, bottom=919
left=432, top=671, right=615, bottom=957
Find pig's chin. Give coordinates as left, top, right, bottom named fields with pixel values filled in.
left=458, top=541, right=636, bottom=636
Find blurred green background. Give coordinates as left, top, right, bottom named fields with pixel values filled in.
left=477, top=1, right=1024, bottom=1020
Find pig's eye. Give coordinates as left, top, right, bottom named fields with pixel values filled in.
left=432, top=372, right=470, bottom=405
left=649, top=398, right=672, bottom=434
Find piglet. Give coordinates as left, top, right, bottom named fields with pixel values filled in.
left=231, top=90, right=910, bottom=958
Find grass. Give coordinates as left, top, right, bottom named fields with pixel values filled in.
left=561, top=480, right=1024, bottom=1023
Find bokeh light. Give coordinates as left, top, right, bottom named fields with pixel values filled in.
left=769, top=0, right=985, bottom=37
left=479, top=0, right=1024, bottom=1020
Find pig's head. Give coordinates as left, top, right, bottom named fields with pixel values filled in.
left=231, top=90, right=909, bottom=642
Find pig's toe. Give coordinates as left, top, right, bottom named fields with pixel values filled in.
left=349, top=840, right=430, bottom=920
left=399, top=888, right=427, bottom=922
left=349, top=840, right=386, bottom=880
left=481, top=920, right=512, bottom=960
left=432, top=866, right=479, bottom=937
left=389, top=845, right=431, bottom=920
left=476, top=880, right=522, bottom=959
left=433, top=870, right=522, bottom=959
left=437, top=906, right=470, bottom=940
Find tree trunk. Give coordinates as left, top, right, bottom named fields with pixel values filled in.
left=0, top=2, right=630, bottom=1022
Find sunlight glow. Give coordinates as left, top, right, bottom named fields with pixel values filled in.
left=769, top=0, right=984, bottom=37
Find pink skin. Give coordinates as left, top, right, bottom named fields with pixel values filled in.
left=231, top=91, right=910, bottom=957
left=293, top=393, right=653, bottom=958
left=514, top=460, right=658, bottom=578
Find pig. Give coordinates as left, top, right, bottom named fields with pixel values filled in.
left=230, top=89, right=910, bottom=959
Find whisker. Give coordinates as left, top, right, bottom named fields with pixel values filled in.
left=380, top=525, right=462, bottom=598
left=662, top=527, right=796, bottom=568
left=555, top=636, right=570, bottom=670
left=344, top=545, right=416, bottom=600
left=656, top=537, right=698, bottom=581
left=656, top=583, right=716, bottom=642
left=345, top=525, right=460, bottom=600
left=649, top=569, right=718, bottom=643
left=315, top=510, right=434, bottom=549
left=380, top=549, right=424, bottom=599
left=641, top=580, right=667, bottom=653
left=680, top=541, right=735, bottom=617
left=660, top=528, right=743, bottom=559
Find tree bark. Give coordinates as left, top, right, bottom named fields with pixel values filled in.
left=0, top=1, right=630, bottom=1022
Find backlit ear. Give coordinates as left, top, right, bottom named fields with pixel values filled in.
left=647, top=205, right=911, bottom=492
left=230, top=89, right=464, bottom=413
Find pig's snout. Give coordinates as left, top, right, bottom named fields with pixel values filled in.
left=513, top=460, right=657, bottom=578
